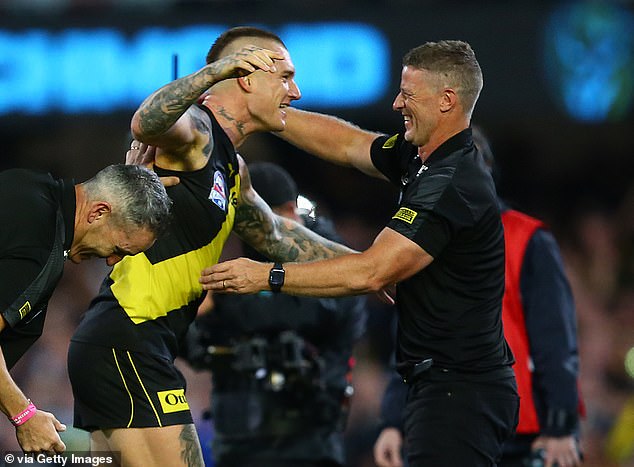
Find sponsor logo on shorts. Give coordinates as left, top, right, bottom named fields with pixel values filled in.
left=392, top=207, right=418, bottom=224
left=19, top=301, right=32, bottom=319
left=157, top=389, right=189, bottom=414
left=382, top=134, right=399, bottom=149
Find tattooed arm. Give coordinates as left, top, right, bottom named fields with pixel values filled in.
left=233, top=156, right=354, bottom=262
left=200, top=157, right=409, bottom=299
left=202, top=224, right=426, bottom=298
left=130, top=46, right=283, bottom=159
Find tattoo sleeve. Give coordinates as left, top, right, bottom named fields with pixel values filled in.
left=233, top=188, right=356, bottom=263
left=136, top=65, right=220, bottom=138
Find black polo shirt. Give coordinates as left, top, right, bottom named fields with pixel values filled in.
left=0, top=169, right=75, bottom=369
left=370, top=128, right=513, bottom=373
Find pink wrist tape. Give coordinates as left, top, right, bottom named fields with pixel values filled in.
left=10, top=401, right=37, bottom=426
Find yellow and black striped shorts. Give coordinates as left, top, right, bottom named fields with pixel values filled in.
left=68, top=341, right=193, bottom=430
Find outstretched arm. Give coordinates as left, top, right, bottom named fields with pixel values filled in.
left=201, top=223, right=432, bottom=297
left=232, top=156, right=354, bottom=263
left=276, top=107, right=387, bottom=179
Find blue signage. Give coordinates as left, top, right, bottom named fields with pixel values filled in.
left=0, top=23, right=389, bottom=115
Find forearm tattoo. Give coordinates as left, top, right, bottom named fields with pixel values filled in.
left=137, top=66, right=219, bottom=138
left=234, top=193, right=354, bottom=262
left=179, top=424, right=204, bottom=467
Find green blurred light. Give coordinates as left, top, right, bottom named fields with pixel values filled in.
left=625, top=347, right=634, bottom=379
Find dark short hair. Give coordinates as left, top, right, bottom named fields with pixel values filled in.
left=248, top=162, right=297, bottom=207
left=206, top=26, right=286, bottom=64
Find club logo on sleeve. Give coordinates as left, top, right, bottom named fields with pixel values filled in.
left=393, top=207, right=418, bottom=224
left=19, top=301, right=32, bottom=319
left=209, top=171, right=227, bottom=211
left=382, top=134, right=399, bottom=149
left=157, top=389, right=189, bottom=413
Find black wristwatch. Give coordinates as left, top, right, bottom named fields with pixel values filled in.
left=268, top=262, right=285, bottom=293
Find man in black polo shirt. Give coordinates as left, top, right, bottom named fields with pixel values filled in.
left=200, top=40, right=519, bottom=466
left=0, top=164, right=171, bottom=454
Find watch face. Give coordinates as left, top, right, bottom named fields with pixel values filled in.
left=270, top=270, right=284, bottom=285
left=269, top=265, right=285, bottom=292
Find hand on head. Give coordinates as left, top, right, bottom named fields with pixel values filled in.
left=209, top=45, right=283, bottom=80
left=125, top=140, right=154, bottom=166
left=126, top=140, right=179, bottom=187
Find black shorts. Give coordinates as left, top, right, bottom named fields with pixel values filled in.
left=68, top=341, right=193, bottom=431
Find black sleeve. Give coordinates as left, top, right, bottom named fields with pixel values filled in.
left=370, top=133, right=407, bottom=186
left=521, top=229, right=580, bottom=435
left=0, top=255, right=49, bottom=325
left=0, top=171, right=56, bottom=327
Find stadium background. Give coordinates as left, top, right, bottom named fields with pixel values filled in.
left=1, top=1, right=633, bottom=465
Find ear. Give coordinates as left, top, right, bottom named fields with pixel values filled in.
left=439, top=88, right=457, bottom=113
left=87, top=201, right=112, bottom=224
left=237, top=75, right=253, bottom=93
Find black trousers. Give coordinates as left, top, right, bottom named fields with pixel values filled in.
left=403, top=371, right=519, bottom=467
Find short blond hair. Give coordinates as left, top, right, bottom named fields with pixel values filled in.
left=403, top=40, right=483, bottom=118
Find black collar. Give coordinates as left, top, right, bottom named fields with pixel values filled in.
left=422, top=127, right=473, bottom=166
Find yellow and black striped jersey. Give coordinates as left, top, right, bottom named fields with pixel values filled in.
left=72, top=107, right=239, bottom=359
